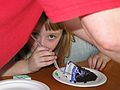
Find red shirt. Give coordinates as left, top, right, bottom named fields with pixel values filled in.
left=0, top=0, right=43, bottom=68
left=0, top=0, right=120, bottom=69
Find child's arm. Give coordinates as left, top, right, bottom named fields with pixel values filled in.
left=1, top=59, right=31, bottom=76
left=88, top=52, right=111, bottom=71
left=2, top=47, right=56, bottom=76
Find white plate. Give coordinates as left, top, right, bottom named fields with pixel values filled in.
left=0, top=79, right=50, bottom=90
left=52, top=67, right=107, bottom=87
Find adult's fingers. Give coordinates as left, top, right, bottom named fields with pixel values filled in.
left=91, top=55, right=99, bottom=69
left=88, top=57, right=93, bottom=68
left=99, top=60, right=107, bottom=71
left=95, top=58, right=103, bottom=70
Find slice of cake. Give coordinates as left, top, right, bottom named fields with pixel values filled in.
left=63, top=61, right=97, bottom=83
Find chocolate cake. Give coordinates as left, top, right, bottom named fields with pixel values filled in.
left=64, top=61, right=97, bottom=83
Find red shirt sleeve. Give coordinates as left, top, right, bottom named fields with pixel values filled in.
left=0, top=0, right=43, bottom=68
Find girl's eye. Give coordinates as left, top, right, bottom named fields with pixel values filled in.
left=48, top=35, right=56, bottom=40
left=32, top=32, right=39, bottom=39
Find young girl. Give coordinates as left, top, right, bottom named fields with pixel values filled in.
left=1, top=14, right=72, bottom=76
left=2, top=14, right=110, bottom=76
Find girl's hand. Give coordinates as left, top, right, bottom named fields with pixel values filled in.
left=88, top=52, right=111, bottom=71
left=27, top=46, right=57, bottom=73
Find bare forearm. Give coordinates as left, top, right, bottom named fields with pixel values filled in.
left=2, top=60, right=31, bottom=76
left=80, top=8, right=120, bottom=63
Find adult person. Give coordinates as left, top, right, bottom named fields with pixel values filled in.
left=0, top=0, right=119, bottom=70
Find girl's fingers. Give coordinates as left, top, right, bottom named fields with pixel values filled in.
left=38, top=60, right=55, bottom=67
left=29, top=60, right=55, bottom=72
left=39, top=51, right=55, bottom=57
left=39, top=56, right=57, bottom=62
left=35, top=46, right=50, bottom=52
left=29, top=56, right=57, bottom=71
left=34, top=50, right=55, bottom=58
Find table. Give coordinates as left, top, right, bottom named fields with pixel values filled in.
left=0, top=60, right=120, bottom=90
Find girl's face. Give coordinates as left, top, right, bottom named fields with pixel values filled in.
left=31, top=24, right=63, bottom=51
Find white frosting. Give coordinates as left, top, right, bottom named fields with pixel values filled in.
left=64, top=61, right=78, bottom=83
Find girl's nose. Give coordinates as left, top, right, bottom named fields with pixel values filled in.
left=39, top=40, right=50, bottom=50
left=39, top=38, right=46, bottom=47
left=37, top=35, right=48, bottom=49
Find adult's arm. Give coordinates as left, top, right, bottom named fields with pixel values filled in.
left=64, top=8, right=120, bottom=63
left=80, top=8, right=120, bottom=63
